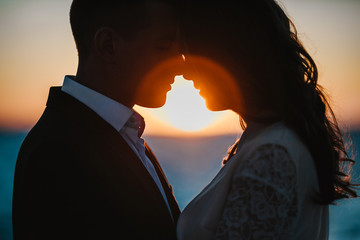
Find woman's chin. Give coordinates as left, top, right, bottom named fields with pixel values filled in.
left=205, top=101, right=229, bottom=112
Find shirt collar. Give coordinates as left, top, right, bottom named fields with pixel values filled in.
left=61, top=75, right=142, bottom=132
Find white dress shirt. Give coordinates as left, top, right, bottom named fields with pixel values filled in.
left=61, top=76, right=172, bottom=219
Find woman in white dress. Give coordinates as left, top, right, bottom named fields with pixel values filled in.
left=177, top=0, right=358, bottom=239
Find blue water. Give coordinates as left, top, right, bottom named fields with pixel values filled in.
left=0, top=131, right=359, bottom=240
left=0, top=131, right=26, bottom=240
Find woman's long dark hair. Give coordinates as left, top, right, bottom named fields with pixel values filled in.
left=180, top=0, right=358, bottom=204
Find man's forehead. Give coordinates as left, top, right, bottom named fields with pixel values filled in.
left=141, top=2, right=177, bottom=32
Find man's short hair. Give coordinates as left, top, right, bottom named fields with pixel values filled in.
left=69, top=0, right=177, bottom=59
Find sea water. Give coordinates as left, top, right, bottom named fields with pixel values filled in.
left=0, top=131, right=359, bottom=240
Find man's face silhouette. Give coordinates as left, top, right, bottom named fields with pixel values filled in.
left=114, top=1, right=181, bottom=108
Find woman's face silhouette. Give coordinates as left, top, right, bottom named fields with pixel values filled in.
left=182, top=50, right=243, bottom=113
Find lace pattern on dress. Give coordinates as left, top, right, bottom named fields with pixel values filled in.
left=214, top=144, right=298, bottom=240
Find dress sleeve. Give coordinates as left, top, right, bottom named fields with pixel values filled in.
left=214, top=144, right=299, bottom=240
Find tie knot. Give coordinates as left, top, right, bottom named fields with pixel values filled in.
left=138, top=117, right=145, bottom=138
left=126, top=112, right=145, bottom=138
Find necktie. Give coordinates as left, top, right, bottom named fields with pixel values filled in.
left=125, top=112, right=145, bottom=138
left=138, top=117, right=145, bottom=138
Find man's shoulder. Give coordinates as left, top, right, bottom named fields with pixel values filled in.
left=17, top=108, right=90, bottom=163
left=26, top=108, right=77, bottom=143
left=19, top=105, right=128, bottom=161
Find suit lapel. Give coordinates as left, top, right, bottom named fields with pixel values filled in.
left=47, top=87, right=176, bottom=225
left=90, top=111, right=176, bottom=221
left=145, top=143, right=181, bottom=222
left=95, top=111, right=180, bottom=223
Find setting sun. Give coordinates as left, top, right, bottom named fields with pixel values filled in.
left=157, top=76, right=225, bottom=132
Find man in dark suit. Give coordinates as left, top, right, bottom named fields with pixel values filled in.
left=12, top=0, right=183, bottom=239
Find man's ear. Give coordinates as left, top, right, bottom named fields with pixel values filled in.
left=93, top=27, right=120, bottom=63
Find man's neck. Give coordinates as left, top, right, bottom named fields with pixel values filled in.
left=75, top=66, right=135, bottom=108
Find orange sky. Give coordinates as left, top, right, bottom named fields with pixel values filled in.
left=0, top=0, right=359, bottom=136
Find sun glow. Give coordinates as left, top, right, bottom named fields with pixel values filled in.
left=159, top=76, right=225, bottom=132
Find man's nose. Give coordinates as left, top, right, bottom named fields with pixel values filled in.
left=176, top=54, right=197, bottom=81
left=172, top=53, right=187, bottom=77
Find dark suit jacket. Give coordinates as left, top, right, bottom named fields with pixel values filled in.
left=12, top=87, right=180, bottom=240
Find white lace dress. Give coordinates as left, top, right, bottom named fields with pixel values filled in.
left=177, top=122, right=329, bottom=240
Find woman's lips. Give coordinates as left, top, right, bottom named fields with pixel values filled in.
left=193, top=83, right=200, bottom=90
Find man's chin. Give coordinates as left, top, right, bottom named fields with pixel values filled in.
left=205, top=101, right=228, bottom=112
left=135, top=95, right=167, bottom=109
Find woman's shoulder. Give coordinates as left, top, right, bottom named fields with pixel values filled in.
left=230, top=121, right=318, bottom=196
left=243, top=122, right=311, bottom=160
left=251, top=121, right=300, bottom=143
left=229, top=122, right=313, bottom=182
left=234, top=141, right=297, bottom=193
